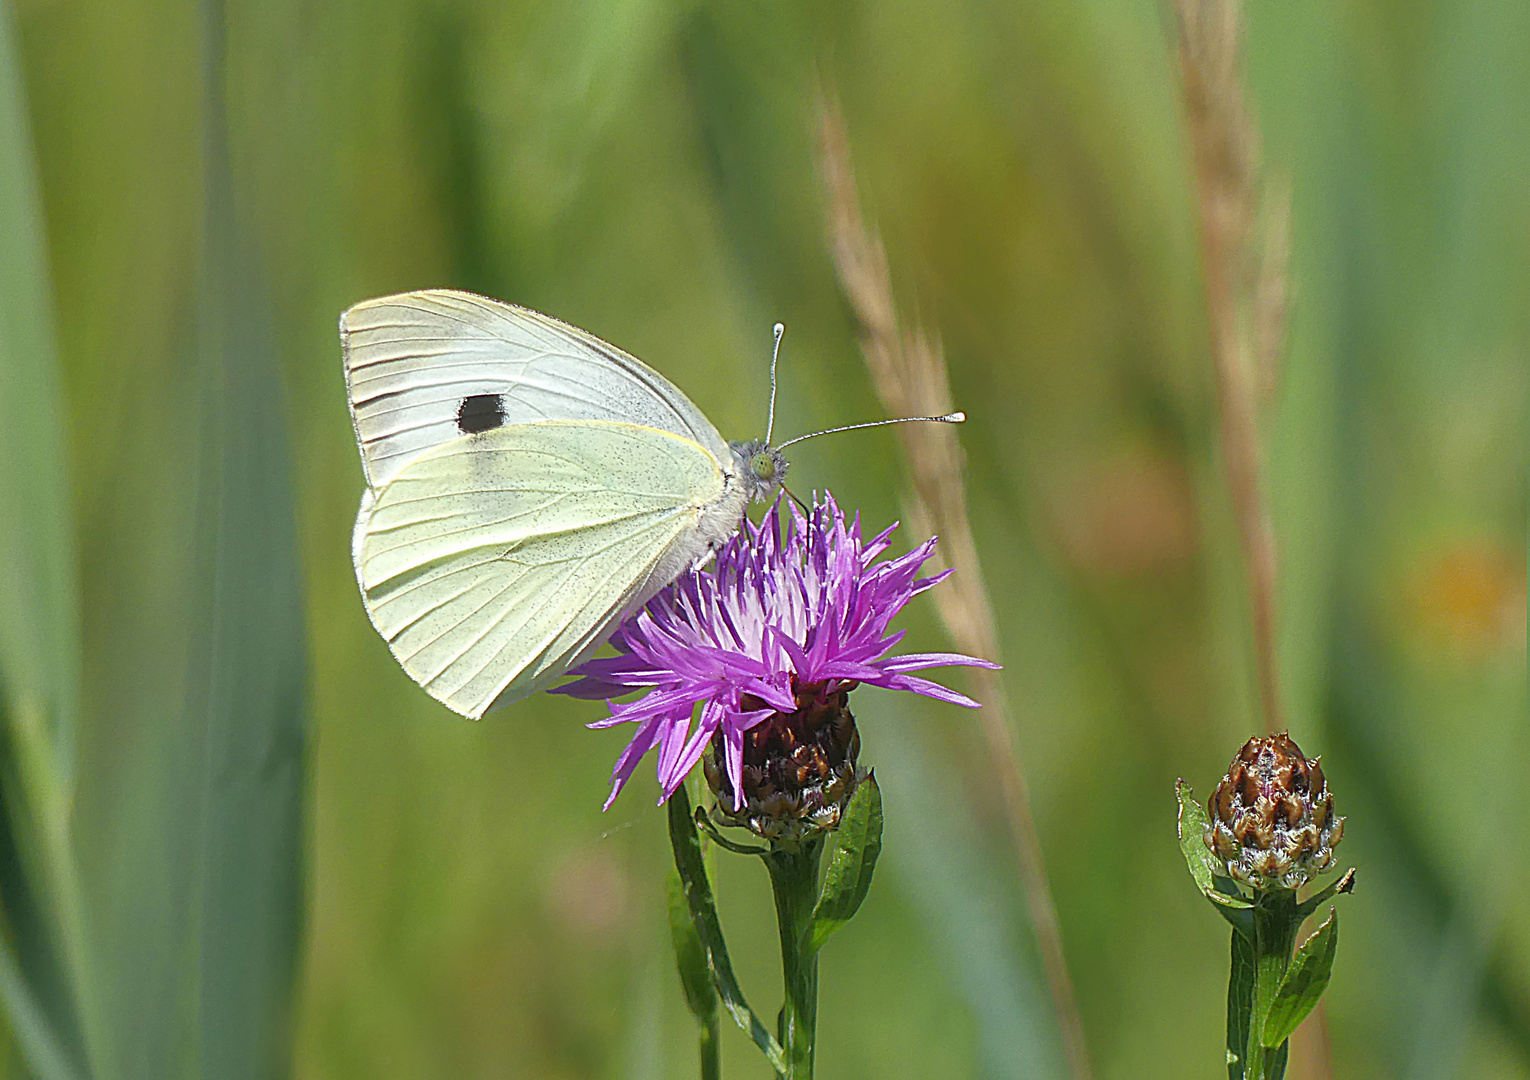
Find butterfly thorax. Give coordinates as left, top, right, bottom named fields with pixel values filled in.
left=729, top=439, right=788, bottom=504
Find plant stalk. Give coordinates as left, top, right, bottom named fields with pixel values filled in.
left=764, top=843, right=824, bottom=1079
left=1245, top=890, right=1299, bottom=1079
left=698, top=1019, right=720, bottom=1080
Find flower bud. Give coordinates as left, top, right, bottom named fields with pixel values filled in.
left=1204, top=733, right=1344, bottom=891
left=703, top=680, right=863, bottom=845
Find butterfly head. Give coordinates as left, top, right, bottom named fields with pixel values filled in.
left=729, top=439, right=789, bottom=504
left=731, top=319, right=962, bottom=508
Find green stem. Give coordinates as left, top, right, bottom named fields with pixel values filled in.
left=763, top=843, right=824, bottom=1080
left=1246, top=890, right=1299, bottom=1079
left=698, top=1018, right=720, bottom=1080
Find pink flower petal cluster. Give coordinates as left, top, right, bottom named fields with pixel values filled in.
left=555, top=494, right=997, bottom=809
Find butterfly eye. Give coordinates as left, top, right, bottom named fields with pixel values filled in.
left=750, top=452, right=777, bottom=481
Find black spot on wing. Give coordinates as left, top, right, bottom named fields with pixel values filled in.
left=457, top=393, right=506, bottom=434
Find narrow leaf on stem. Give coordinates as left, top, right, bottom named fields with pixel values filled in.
left=1262, top=908, right=1339, bottom=1048
left=1295, top=869, right=1355, bottom=922
left=667, top=870, right=718, bottom=1027
left=800, top=774, right=882, bottom=957
left=1177, top=780, right=1222, bottom=894
left=1226, top=927, right=1256, bottom=1080
left=667, top=784, right=789, bottom=1075
left=1177, top=780, right=1254, bottom=934
left=667, top=870, right=720, bottom=1080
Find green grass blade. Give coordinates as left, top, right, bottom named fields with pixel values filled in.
left=0, top=0, right=79, bottom=784
left=182, top=2, right=307, bottom=1075
left=870, top=690, right=1066, bottom=1080
left=0, top=938, right=83, bottom=1080
left=81, top=2, right=310, bottom=1074
left=0, top=703, right=89, bottom=1080
left=0, top=2, right=93, bottom=1075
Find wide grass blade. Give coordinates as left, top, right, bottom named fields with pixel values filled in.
left=180, top=2, right=307, bottom=1075
left=870, top=690, right=1066, bottom=1080
left=0, top=2, right=93, bottom=1075
left=74, top=3, right=310, bottom=1075
left=0, top=0, right=78, bottom=780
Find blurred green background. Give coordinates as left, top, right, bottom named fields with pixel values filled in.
left=0, top=0, right=1525, bottom=1078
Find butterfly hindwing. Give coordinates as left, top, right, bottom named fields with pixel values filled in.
left=342, top=289, right=731, bottom=489
left=354, top=419, right=739, bottom=718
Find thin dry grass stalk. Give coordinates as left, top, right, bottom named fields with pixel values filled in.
left=1174, top=0, right=1284, bottom=736
left=1173, top=2, right=1331, bottom=1076
left=815, top=95, right=1093, bottom=1080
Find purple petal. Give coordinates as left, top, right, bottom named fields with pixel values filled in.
left=879, top=652, right=1002, bottom=672
left=565, top=488, right=1000, bottom=813
left=729, top=707, right=776, bottom=732
left=723, top=723, right=747, bottom=811
left=741, top=676, right=797, bottom=714
left=585, top=687, right=699, bottom=728
left=774, top=630, right=812, bottom=681
left=815, top=661, right=891, bottom=682
left=875, top=672, right=984, bottom=708
left=603, top=719, right=663, bottom=810
left=654, top=711, right=695, bottom=783
left=658, top=701, right=722, bottom=800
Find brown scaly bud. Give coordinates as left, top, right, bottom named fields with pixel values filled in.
left=1204, top=733, right=1345, bottom=891
left=703, top=680, right=863, bottom=846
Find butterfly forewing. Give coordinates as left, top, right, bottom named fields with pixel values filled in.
left=342, top=289, right=731, bottom=488
left=355, top=420, right=736, bottom=718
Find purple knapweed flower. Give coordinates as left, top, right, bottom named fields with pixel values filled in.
left=554, top=493, right=998, bottom=811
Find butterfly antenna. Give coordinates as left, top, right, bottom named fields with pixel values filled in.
left=781, top=483, right=811, bottom=514
left=774, top=411, right=965, bottom=452
left=765, top=322, right=785, bottom=444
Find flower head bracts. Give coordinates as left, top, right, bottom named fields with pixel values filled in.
left=555, top=494, right=998, bottom=809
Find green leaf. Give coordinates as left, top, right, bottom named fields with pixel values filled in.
left=0, top=0, right=80, bottom=790
left=0, top=4, right=94, bottom=1076
left=1261, top=907, right=1339, bottom=1048
left=1267, top=1040, right=1289, bottom=1080
left=1177, top=780, right=1254, bottom=933
left=800, top=774, right=883, bottom=957
left=666, top=786, right=788, bottom=1076
left=0, top=936, right=84, bottom=1080
left=1295, top=868, right=1356, bottom=922
left=171, top=346, right=307, bottom=1072
left=1225, top=927, right=1256, bottom=1080
left=180, top=6, right=308, bottom=1074
left=80, top=4, right=307, bottom=1075
left=666, top=866, right=720, bottom=1080
left=667, top=869, right=718, bottom=1026
left=1176, top=779, right=1224, bottom=891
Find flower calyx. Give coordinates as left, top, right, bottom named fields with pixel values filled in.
left=1205, top=732, right=1345, bottom=892
left=703, top=678, right=864, bottom=847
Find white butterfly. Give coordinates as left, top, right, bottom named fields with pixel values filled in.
left=343, top=288, right=960, bottom=719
